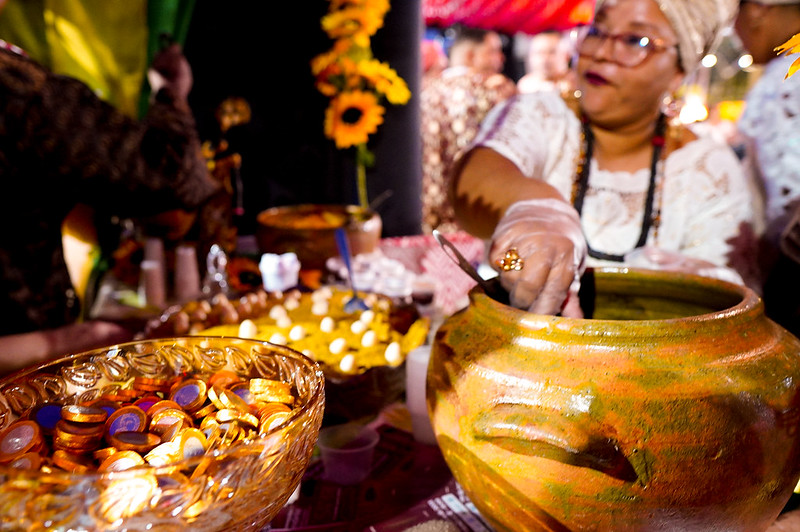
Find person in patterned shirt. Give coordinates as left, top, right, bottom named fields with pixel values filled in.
left=420, top=26, right=517, bottom=234
left=0, top=35, right=218, bottom=373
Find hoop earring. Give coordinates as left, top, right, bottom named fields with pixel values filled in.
left=660, top=92, right=681, bottom=119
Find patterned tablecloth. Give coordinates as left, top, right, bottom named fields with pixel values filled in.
left=378, top=232, right=486, bottom=316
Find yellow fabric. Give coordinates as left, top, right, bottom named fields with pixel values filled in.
left=0, top=0, right=149, bottom=117
left=62, top=204, right=100, bottom=310
left=45, top=1, right=149, bottom=117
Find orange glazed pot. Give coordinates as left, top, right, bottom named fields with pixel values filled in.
left=429, top=267, right=800, bottom=531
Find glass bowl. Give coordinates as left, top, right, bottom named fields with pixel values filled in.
left=0, top=337, right=325, bottom=531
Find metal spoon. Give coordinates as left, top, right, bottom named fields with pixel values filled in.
left=335, top=228, right=370, bottom=313
left=432, top=230, right=508, bottom=304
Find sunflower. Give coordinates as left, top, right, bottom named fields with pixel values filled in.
left=357, top=59, right=411, bottom=104
left=313, top=0, right=408, bottom=208
left=321, top=5, right=385, bottom=47
left=313, top=52, right=362, bottom=96
left=324, top=90, right=385, bottom=149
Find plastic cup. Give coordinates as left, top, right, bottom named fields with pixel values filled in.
left=174, top=245, right=201, bottom=303
left=259, top=252, right=300, bottom=292
left=143, top=237, right=165, bottom=266
left=139, top=260, right=166, bottom=308
left=317, top=424, right=379, bottom=485
left=411, top=274, right=437, bottom=317
left=405, top=345, right=437, bottom=445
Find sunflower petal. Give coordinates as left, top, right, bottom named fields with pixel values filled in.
left=776, top=33, right=800, bottom=56
left=786, top=58, right=800, bottom=80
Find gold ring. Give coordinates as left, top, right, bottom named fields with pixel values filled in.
left=497, top=248, right=524, bottom=272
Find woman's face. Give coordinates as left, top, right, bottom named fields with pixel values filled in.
left=576, top=0, right=684, bottom=128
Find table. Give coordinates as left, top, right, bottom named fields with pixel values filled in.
left=270, top=403, right=495, bottom=532
left=271, top=424, right=451, bottom=531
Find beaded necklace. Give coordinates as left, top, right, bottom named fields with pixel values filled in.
left=571, top=113, right=667, bottom=262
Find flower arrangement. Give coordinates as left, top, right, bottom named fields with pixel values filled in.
left=311, top=0, right=411, bottom=209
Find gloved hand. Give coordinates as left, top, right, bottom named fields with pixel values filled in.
left=148, top=43, right=193, bottom=101
left=490, top=198, right=587, bottom=317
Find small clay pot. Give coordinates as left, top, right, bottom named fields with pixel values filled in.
left=255, top=204, right=382, bottom=271
left=429, top=267, right=800, bottom=531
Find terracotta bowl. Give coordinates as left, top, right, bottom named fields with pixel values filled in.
left=430, top=267, right=800, bottom=531
left=0, top=337, right=325, bottom=531
left=255, top=204, right=382, bottom=270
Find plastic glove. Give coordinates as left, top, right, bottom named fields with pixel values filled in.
left=490, top=198, right=587, bottom=317
left=624, top=246, right=744, bottom=285
left=148, top=43, right=193, bottom=101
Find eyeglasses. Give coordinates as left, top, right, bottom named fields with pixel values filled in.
left=576, top=24, right=677, bottom=67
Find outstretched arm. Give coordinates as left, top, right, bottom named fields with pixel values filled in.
left=451, top=146, right=565, bottom=238
left=0, top=321, right=135, bottom=377
left=451, top=146, right=586, bottom=317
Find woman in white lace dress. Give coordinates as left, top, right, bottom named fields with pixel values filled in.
left=451, top=0, right=760, bottom=316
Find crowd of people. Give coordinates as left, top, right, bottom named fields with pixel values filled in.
left=734, top=0, right=800, bottom=336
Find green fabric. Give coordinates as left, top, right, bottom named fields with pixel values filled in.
left=139, top=0, right=196, bottom=117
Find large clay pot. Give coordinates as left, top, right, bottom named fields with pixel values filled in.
left=429, top=267, right=800, bottom=531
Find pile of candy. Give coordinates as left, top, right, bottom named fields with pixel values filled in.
left=0, top=369, right=297, bottom=475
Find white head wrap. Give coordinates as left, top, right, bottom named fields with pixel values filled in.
left=595, top=0, right=738, bottom=72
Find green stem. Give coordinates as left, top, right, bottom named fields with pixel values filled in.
left=356, top=150, right=369, bottom=210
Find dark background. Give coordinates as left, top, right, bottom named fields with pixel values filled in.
left=183, top=1, right=424, bottom=237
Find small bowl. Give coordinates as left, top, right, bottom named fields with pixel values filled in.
left=255, top=204, right=382, bottom=270
left=0, top=337, right=325, bottom=531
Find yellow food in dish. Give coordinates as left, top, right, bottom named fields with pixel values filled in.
left=196, top=287, right=429, bottom=375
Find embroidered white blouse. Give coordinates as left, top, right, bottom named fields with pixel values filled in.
left=471, top=91, right=759, bottom=281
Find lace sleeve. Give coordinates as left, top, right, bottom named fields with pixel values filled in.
left=659, top=138, right=759, bottom=281
left=471, top=92, right=581, bottom=197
